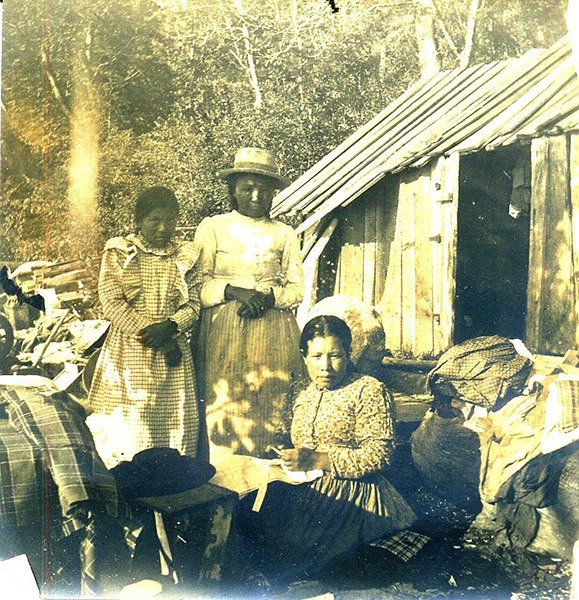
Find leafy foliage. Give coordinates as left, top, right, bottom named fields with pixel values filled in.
left=0, top=0, right=569, bottom=261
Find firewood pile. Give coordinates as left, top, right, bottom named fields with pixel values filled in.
left=0, top=259, right=107, bottom=390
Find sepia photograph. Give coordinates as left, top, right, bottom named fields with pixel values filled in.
left=0, top=1, right=578, bottom=598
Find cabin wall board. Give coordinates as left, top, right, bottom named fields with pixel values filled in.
left=571, top=134, right=579, bottom=348
left=414, top=172, right=435, bottom=353
left=400, top=176, right=417, bottom=352
left=363, top=202, right=377, bottom=303
left=528, top=134, right=577, bottom=354
left=338, top=204, right=365, bottom=298
left=333, top=177, right=397, bottom=306
left=380, top=154, right=459, bottom=357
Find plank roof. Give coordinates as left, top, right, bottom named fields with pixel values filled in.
left=272, top=36, right=579, bottom=234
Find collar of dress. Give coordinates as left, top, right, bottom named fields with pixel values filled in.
left=231, top=210, right=271, bottom=224
left=126, top=233, right=180, bottom=257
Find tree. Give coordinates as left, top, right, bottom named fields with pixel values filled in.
left=1, top=0, right=570, bottom=262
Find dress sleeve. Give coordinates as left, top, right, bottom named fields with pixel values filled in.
left=194, top=217, right=229, bottom=308
left=270, top=227, right=304, bottom=309
left=98, top=247, right=154, bottom=336
left=327, top=379, right=396, bottom=479
left=274, top=384, right=296, bottom=448
left=169, top=243, right=203, bottom=332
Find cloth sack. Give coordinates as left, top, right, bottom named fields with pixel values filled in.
left=427, top=335, right=532, bottom=409
left=110, top=447, right=215, bottom=498
left=410, top=410, right=481, bottom=507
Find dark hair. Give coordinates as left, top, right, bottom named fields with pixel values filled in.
left=134, top=186, right=179, bottom=224
left=226, top=173, right=279, bottom=212
left=299, top=315, right=352, bottom=356
left=226, top=175, right=241, bottom=211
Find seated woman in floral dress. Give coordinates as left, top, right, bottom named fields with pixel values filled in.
left=237, top=315, right=417, bottom=584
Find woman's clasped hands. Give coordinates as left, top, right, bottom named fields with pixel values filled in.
left=138, top=319, right=182, bottom=367
left=138, top=319, right=178, bottom=348
left=225, top=284, right=275, bottom=319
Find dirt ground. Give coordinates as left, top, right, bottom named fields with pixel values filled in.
left=20, top=386, right=572, bottom=600
left=273, top=424, right=573, bottom=600
left=146, top=422, right=572, bottom=600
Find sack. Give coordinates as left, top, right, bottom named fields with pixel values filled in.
left=410, top=411, right=481, bottom=507
left=427, top=335, right=532, bottom=409
left=110, top=447, right=216, bottom=498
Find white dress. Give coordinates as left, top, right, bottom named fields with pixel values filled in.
left=194, top=210, right=305, bottom=459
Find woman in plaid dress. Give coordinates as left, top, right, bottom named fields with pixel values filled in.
left=87, top=187, right=202, bottom=468
left=194, top=148, right=305, bottom=460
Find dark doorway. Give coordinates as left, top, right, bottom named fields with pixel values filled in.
left=454, top=149, right=530, bottom=343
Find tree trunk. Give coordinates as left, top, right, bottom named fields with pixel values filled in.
left=67, top=27, right=101, bottom=256
left=234, top=0, right=262, bottom=109
left=460, top=0, right=480, bottom=68
left=414, top=0, right=440, bottom=79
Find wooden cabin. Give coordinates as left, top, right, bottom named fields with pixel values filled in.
left=272, top=36, right=579, bottom=358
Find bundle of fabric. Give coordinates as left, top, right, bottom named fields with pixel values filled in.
left=470, top=369, right=579, bottom=559
left=410, top=410, right=482, bottom=506
left=411, top=336, right=533, bottom=507
left=0, top=380, right=137, bottom=595
left=426, top=335, right=532, bottom=410
left=412, top=340, right=579, bottom=559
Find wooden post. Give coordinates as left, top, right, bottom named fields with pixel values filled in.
left=527, top=137, right=549, bottom=349
left=570, top=134, right=579, bottom=349
left=528, top=135, right=574, bottom=354
left=439, top=152, right=459, bottom=350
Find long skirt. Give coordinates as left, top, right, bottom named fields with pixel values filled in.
left=196, top=302, right=305, bottom=459
left=238, top=473, right=418, bottom=582
left=87, top=330, right=199, bottom=468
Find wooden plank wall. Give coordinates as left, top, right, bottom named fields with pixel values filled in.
left=380, top=155, right=459, bottom=357
left=572, top=135, right=579, bottom=348
left=334, top=178, right=397, bottom=306
left=527, top=134, right=578, bottom=354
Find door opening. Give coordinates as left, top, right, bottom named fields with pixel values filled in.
left=454, top=152, right=530, bottom=343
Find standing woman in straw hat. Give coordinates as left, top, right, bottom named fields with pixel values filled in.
left=194, top=148, right=305, bottom=460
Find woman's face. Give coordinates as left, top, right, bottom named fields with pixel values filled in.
left=138, top=207, right=178, bottom=248
left=305, top=335, right=349, bottom=390
left=232, top=174, right=276, bottom=219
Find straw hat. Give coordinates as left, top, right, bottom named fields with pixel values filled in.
left=217, top=147, right=291, bottom=188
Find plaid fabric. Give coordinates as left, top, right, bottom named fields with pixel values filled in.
left=88, top=235, right=202, bottom=467
left=427, top=335, right=532, bottom=409
left=369, top=530, right=430, bottom=562
left=553, top=378, right=579, bottom=434
left=0, top=418, right=54, bottom=527
left=541, top=375, right=579, bottom=455
left=0, top=386, right=120, bottom=531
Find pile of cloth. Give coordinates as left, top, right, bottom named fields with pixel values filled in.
left=411, top=336, right=579, bottom=559
left=0, top=376, right=137, bottom=596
